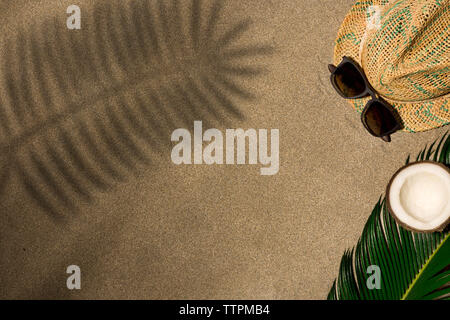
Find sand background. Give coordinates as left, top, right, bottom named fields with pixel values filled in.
left=0, top=0, right=447, bottom=299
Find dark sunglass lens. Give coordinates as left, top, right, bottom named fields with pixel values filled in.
left=334, top=63, right=366, bottom=98
left=363, top=102, right=399, bottom=137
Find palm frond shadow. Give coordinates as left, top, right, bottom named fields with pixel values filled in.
left=328, top=132, right=450, bottom=300
left=0, top=0, right=274, bottom=220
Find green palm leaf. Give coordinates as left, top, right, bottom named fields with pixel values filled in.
left=328, top=132, right=450, bottom=300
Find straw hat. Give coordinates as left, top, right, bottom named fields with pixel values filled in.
left=333, top=0, right=449, bottom=132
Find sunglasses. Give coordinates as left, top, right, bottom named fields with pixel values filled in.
left=328, top=56, right=402, bottom=142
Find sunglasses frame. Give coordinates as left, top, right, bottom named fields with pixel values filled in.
left=329, top=56, right=402, bottom=141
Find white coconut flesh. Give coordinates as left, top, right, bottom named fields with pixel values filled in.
left=388, top=162, right=450, bottom=232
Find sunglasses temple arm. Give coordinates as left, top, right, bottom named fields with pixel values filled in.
left=381, top=135, right=392, bottom=143
left=328, top=64, right=337, bottom=73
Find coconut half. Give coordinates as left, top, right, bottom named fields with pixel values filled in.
left=386, top=161, right=450, bottom=233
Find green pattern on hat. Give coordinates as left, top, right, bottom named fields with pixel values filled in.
left=334, top=0, right=450, bottom=132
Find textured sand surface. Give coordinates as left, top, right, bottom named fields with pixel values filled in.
left=0, top=0, right=447, bottom=299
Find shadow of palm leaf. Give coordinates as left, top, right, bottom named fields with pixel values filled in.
left=0, top=0, right=274, bottom=220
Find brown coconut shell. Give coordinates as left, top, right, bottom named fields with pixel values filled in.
left=386, top=161, right=450, bottom=234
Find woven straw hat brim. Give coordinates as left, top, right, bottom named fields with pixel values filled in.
left=334, top=0, right=450, bottom=133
